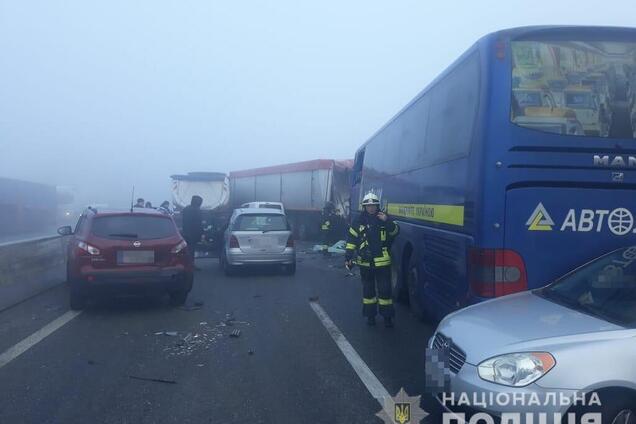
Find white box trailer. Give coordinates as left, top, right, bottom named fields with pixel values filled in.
left=170, top=172, right=231, bottom=257
left=170, top=172, right=230, bottom=211
left=229, top=159, right=352, bottom=239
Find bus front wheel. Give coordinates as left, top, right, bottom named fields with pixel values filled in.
left=407, top=256, right=427, bottom=321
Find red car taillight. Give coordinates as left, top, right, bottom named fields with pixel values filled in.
left=286, top=236, right=294, bottom=248
left=75, top=241, right=100, bottom=256
left=469, top=248, right=527, bottom=297
left=171, top=240, right=188, bottom=254
left=229, top=235, right=240, bottom=248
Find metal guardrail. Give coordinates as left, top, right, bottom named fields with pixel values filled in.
left=0, top=233, right=60, bottom=248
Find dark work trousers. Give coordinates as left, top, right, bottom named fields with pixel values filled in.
left=359, top=265, right=394, bottom=318
left=185, top=240, right=197, bottom=264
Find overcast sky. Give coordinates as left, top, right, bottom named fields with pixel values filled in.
left=1, top=0, right=634, bottom=207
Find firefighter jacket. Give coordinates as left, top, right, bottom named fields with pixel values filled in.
left=345, top=212, right=399, bottom=267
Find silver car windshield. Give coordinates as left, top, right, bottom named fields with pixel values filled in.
left=539, top=246, right=636, bottom=327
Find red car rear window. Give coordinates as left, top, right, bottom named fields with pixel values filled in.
left=91, top=216, right=177, bottom=240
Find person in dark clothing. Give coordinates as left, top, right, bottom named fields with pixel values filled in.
left=158, top=201, right=172, bottom=215
left=145, top=201, right=153, bottom=208
left=345, top=192, right=399, bottom=327
left=134, top=198, right=145, bottom=208
left=320, top=202, right=338, bottom=251
left=181, top=195, right=204, bottom=270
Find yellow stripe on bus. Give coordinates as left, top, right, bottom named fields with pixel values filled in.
left=387, top=203, right=464, bottom=226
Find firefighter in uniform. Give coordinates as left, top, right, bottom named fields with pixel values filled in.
left=320, top=202, right=338, bottom=251
left=345, top=192, right=399, bottom=327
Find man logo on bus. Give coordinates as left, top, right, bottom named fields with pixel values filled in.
left=526, top=203, right=555, bottom=231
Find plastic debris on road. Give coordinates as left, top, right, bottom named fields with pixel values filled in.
left=162, top=315, right=251, bottom=357
left=152, top=331, right=179, bottom=336
left=163, top=324, right=222, bottom=357
left=327, top=240, right=346, bottom=254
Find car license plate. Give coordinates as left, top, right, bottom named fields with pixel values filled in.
left=118, top=250, right=154, bottom=264
left=251, top=238, right=272, bottom=248
left=424, top=347, right=451, bottom=393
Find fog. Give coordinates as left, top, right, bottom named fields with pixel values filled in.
left=1, top=0, right=633, bottom=208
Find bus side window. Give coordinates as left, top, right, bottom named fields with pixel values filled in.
left=427, top=51, right=480, bottom=162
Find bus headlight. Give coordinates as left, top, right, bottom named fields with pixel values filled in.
left=478, top=352, right=555, bottom=387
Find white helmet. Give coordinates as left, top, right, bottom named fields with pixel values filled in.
left=361, top=192, right=380, bottom=206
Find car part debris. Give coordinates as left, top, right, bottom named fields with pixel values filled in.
left=129, top=375, right=177, bottom=385
left=178, top=305, right=202, bottom=311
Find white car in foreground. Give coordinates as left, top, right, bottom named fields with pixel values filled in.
left=427, top=246, right=636, bottom=423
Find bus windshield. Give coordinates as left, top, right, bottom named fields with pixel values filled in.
left=511, top=40, right=636, bottom=139
left=565, top=92, right=594, bottom=109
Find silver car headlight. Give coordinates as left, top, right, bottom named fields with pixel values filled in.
left=478, top=352, right=555, bottom=387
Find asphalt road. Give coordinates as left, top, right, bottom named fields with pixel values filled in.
left=0, top=245, right=443, bottom=424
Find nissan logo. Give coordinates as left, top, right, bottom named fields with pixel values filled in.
left=133, top=241, right=141, bottom=248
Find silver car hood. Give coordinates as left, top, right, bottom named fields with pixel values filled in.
left=435, top=291, right=630, bottom=365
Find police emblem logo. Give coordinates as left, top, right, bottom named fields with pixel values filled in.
left=394, top=402, right=410, bottom=424
left=377, top=388, right=428, bottom=424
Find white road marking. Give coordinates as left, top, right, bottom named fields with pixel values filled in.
left=309, top=301, right=390, bottom=406
left=0, top=310, right=82, bottom=369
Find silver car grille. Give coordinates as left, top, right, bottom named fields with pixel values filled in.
left=432, top=332, right=466, bottom=374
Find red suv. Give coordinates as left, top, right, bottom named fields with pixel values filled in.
left=58, top=208, right=193, bottom=310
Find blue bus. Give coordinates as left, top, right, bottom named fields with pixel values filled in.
left=350, top=26, right=636, bottom=320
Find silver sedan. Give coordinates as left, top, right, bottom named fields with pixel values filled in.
left=427, top=246, right=636, bottom=422
left=220, top=208, right=296, bottom=275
